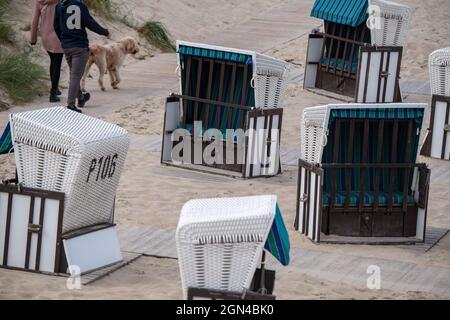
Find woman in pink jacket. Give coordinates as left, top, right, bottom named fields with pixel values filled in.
left=31, top=0, right=64, bottom=102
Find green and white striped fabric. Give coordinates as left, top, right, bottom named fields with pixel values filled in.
left=178, top=45, right=253, bottom=65
left=311, top=0, right=369, bottom=27
left=265, top=204, right=290, bottom=266
left=0, top=122, right=13, bottom=155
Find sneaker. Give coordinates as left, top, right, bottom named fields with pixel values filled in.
left=56, top=89, right=62, bottom=96
left=67, top=105, right=82, bottom=113
left=50, top=89, right=61, bottom=103
left=78, top=92, right=91, bottom=108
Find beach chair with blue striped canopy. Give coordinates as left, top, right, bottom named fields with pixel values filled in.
left=304, top=0, right=406, bottom=102
left=295, top=103, right=430, bottom=244
left=161, top=41, right=289, bottom=178
left=177, top=195, right=290, bottom=300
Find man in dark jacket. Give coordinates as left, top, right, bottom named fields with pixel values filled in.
left=54, top=0, right=110, bottom=112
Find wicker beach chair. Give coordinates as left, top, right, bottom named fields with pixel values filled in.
left=176, top=195, right=290, bottom=299
left=429, top=47, right=450, bottom=97
left=161, top=41, right=289, bottom=178
left=295, top=103, right=430, bottom=244
left=368, top=0, right=412, bottom=47
left=10, top=107, right=129, bottom=233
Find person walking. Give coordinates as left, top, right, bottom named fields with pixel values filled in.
left=31, top=0, right=64, bottom=103
left=54, top=0, right=110, bottom=113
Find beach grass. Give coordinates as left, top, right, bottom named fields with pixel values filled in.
left=0, top=0, right=15, bottom=45
left=0, top=50, right=47, bottom=103
left=84, top=0, right=113, bottom=17
left=138, top=21, right=176, bottom=52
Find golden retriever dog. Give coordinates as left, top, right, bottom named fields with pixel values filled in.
left=81, top=36, right=139, bottom=92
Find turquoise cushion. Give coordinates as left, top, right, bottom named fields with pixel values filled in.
left=323, top=191, right=415, bottom=206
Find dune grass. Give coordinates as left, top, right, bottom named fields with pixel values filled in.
left=138, top=21, right=176, bottom=52
left=0, top=50, right=47, bottom=103
left=84, top=0, right=113, bottom=17
left=0, top=0, right=15, bottom=44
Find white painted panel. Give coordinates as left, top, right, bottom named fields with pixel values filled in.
left=431, top=101, right=447, bottom=158
left=366, top=52, right=382, bottom=103
left=63, top=227, right=123, bottom=275
left=298, top=168, right=306, bottom=233
left=39, top=199, right=60, bottom=273
left=252, top=116, right=266, bottom=177
left=304, top=37, right=324, bottom=88
left=307, top=173, right=316, bottom=239
left=0, top=192, right=8, bottom=262
left=357, top=53, right=368, bottom=102
left=267, top=115, right=280, bottom=176
left=416, top=208, right=426, bottom=241
left=28, top=197, right=41, bottom=271
left=245, top=118, right=255, bottom=177
left=385, top=52, right=399, bottom=102
left=7, top=195, right=30, bottom=269
left=315, top=176, right=322, bottom=242
left=162, top=100, right=181, bottom=162
left=445, top=108, right=450, bottom=159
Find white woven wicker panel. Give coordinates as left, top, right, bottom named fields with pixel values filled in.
left=10, top=107, right=129, bottom=233
left=176, top=195, right=277, bottom=298
left=368, top=0, right=412, bottom=47
left=429, top=47, right=450, bottom=96
left=300, top=106, right=328, bottom=164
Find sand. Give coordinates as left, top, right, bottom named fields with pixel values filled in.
left=1, top=0, right=450, bottom=300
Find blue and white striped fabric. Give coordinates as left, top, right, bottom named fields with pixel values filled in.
left=310, top=0, right=369, bottom=27
left=265, top=205, right=290, bottom=266
left=0, top=122, right=13, bottom=155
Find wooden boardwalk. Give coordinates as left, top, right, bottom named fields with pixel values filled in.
left=116, top=223, right=450, bottom=296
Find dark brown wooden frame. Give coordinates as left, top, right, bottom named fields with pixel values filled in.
left=0, top=183, right=66, bottom=274
left=421, top=95, right=450, bottom=160
left=355, top=46, right=403, bottom=103
left=314, top=21, right=370, bottom=97
left=295, top=117, right=430, bottom=242
left=161, top=95, right=283, bottom=178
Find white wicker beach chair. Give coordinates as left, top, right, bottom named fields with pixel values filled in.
left=429, top=47, right=450, bottom=97
left=176, top=41, right=289, bottom=110
left=176, top=195, right=277, bottom=299
left=10, top=107, right=129, bottom=233
left=368, top=0, right=412, bottom=47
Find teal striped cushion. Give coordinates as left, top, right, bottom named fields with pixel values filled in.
left=323, top=191, right=415, bottom=205
left=178, top=45, right=253, bottom=65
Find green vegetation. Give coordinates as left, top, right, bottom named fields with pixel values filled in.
left=84, top=0, right=113, bottom=17
left=0, top=0, right=15, bottom=44
left=0, top=50, right=47, bottom=103
left=138, top=21, right=175, bottom=52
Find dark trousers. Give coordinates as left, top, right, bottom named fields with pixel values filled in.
left=47, top=51, right=64, bottom=92
left=63, top=47, right=89, bottom=107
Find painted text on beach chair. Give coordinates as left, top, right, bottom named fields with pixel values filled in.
left=161, top=41, right=288, bottom=178
left=176, top=195, right=290, bottom=299
left=295, top=103, right=430, bottom=243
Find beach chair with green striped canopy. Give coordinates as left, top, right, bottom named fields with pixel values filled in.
left=161, top=41, right=289, bottom=178
left=304, top=0, right=406, bottom=102
left=177, top=195, right=290, bottom=300
left=295, top=103, right=430, bottom=244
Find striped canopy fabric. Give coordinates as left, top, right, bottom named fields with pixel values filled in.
left=178, top=45, right=253, bottom=65
left=0, top=122, right=13, bottom=155
left=321, top=108, right=424, bottom=203
left=311, top=0, right=369, bottom=27
left=265, top=204, right=290, bottom=266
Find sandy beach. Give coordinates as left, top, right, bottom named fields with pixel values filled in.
left=0, top=0, right=450, bottom=300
